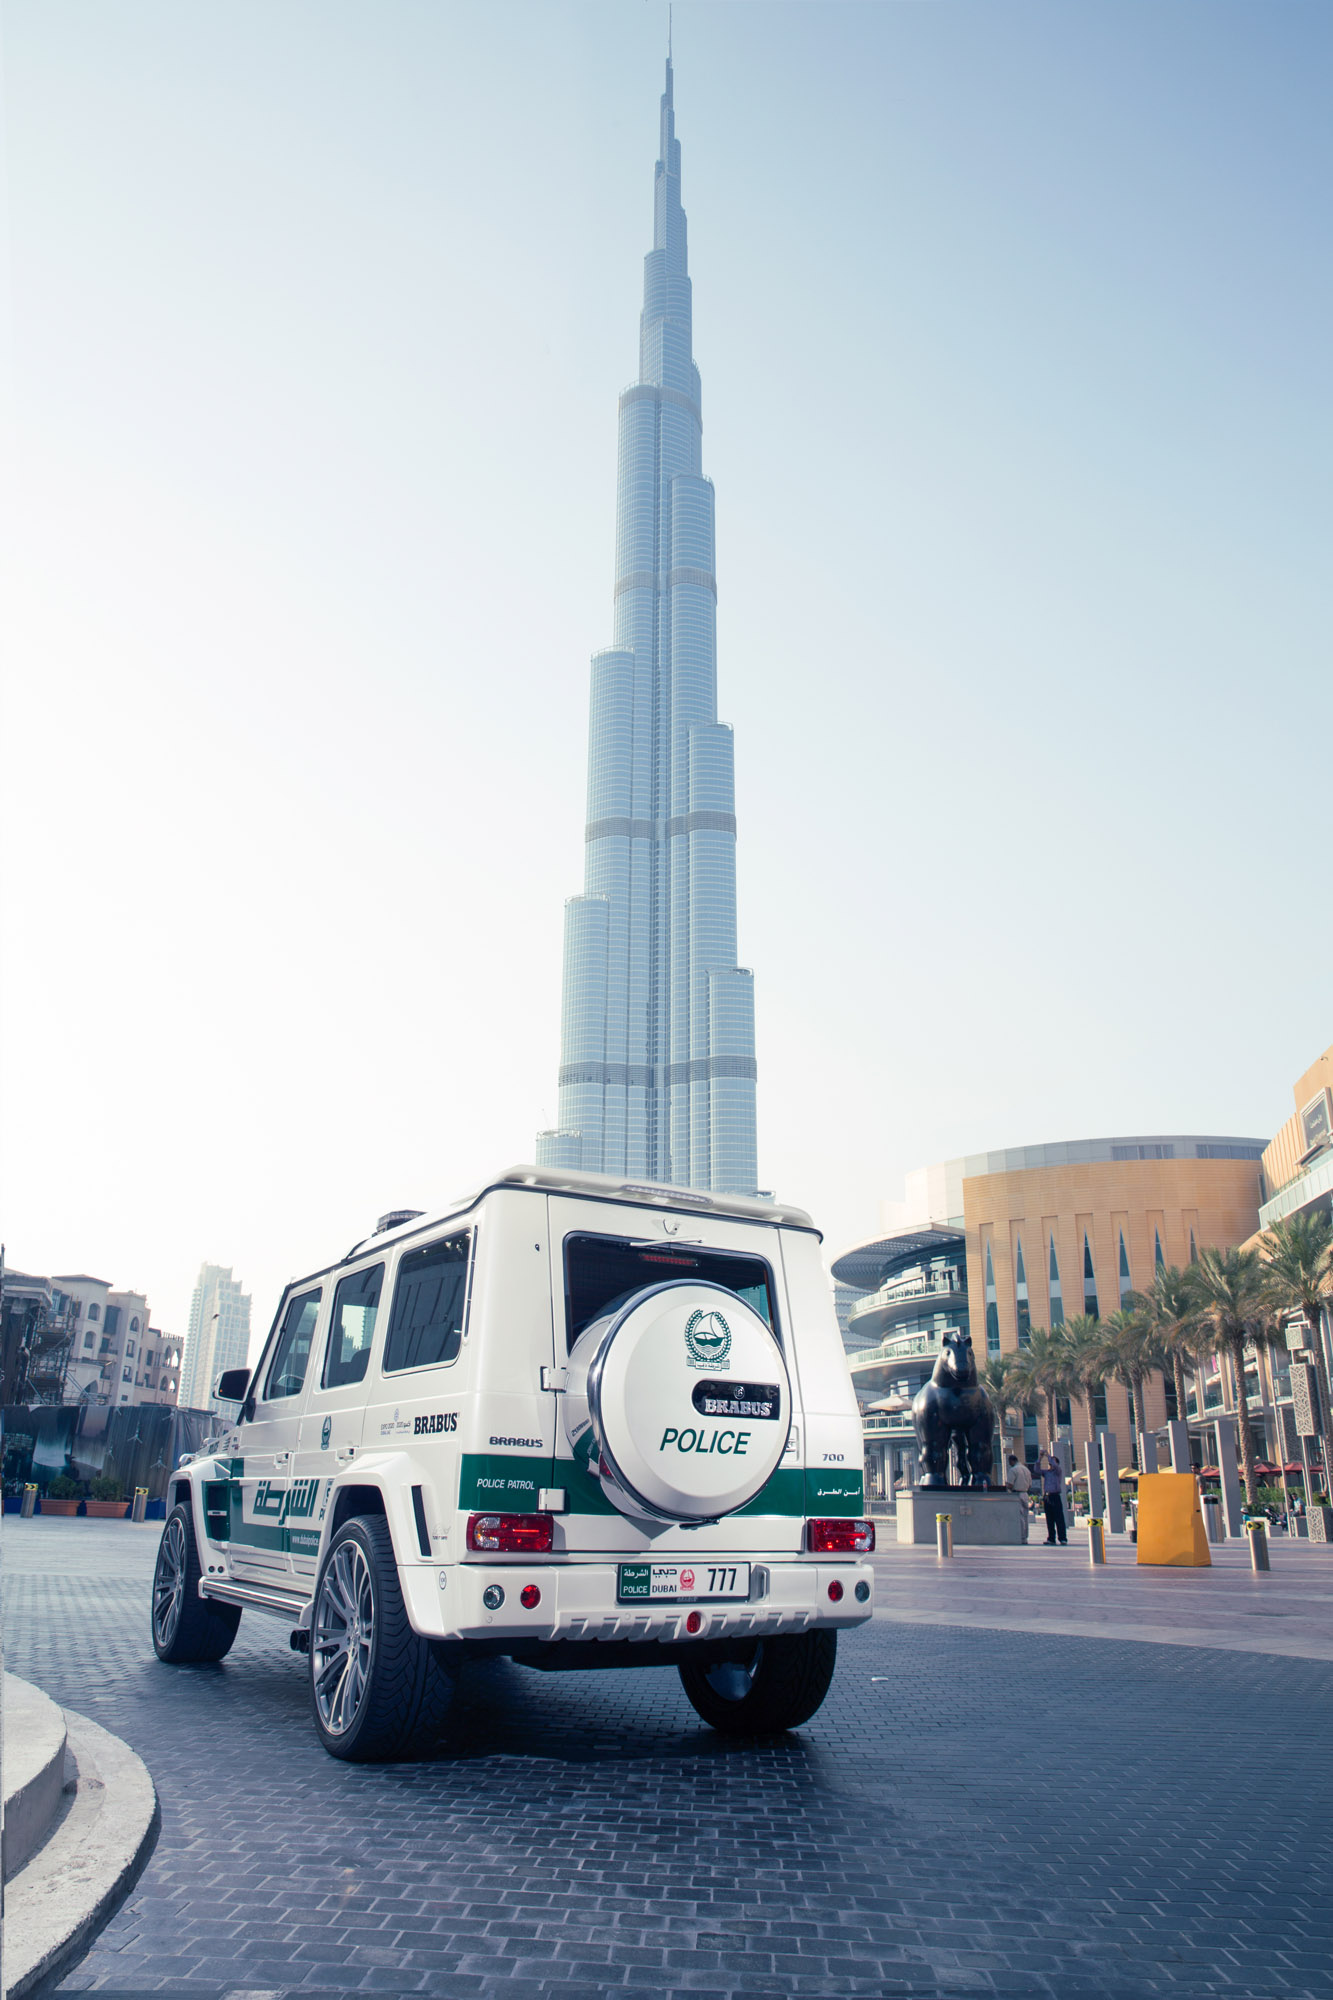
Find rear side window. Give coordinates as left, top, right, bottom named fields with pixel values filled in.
left=264, top=1288, right=322, bottom=1400
left=383, top=1234, right=470, bottom=1373
left=323, top=1263, right=384, bottom=1389
left=563, top=1234, right=777, bottom=1352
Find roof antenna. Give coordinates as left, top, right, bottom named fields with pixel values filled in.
left=668, top=2, right=672, bottom=60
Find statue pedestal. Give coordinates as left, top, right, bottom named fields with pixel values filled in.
left=897, top=1488, right=1025, bottom=1547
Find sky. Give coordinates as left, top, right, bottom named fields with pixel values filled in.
left=3, top=0, right=1329, bottom=1356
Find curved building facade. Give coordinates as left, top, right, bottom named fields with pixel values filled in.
left=834, top=1133, right=1266, bottom=1498
left=537, top=61, right=757, bottom=1195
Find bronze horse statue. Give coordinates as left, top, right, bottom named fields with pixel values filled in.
left=911, top=1329, right=995, bottom=1488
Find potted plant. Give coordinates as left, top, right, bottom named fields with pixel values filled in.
left=85, top=1475, right=130, bottom=1519
left=41, top=1474, right=81, bottom=1517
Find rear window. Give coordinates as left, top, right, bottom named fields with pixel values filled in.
left=383, top=1233, right=470, bottom=1373
left=563, top=1234, right=777, bottom=1353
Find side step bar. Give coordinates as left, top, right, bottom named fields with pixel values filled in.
left=201, top=1578, right=311, bottom=1623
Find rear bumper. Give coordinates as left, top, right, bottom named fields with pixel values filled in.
left=400, top=1557, right=874, bottom=1646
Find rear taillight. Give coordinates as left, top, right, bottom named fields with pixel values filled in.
left=806, top=1518, right=875, bottom=1555
left=467, top=1512, right=555, bottom=1554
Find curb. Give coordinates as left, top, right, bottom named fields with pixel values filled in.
left=3, top=1703, right=159, bottom=1999
left=1, top=1678, right=68, bottom=1882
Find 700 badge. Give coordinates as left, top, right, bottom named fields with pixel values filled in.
left=618, top=1561, right=750, bottom=1604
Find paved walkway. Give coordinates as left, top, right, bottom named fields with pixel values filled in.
left=2, top=1517, right=1331, bottom=2000
left=871, top=1535, right=1333, bottom=1661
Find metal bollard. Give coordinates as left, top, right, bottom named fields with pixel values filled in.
left=1245, top=1519, right=1271, bottom=1572
left=935, top=1512, right=953, bottom=1558
left=21, top=1483, right=38, bottom=1518
left=1088, top=1517, right=1106, bottom=1566
left=132, top=1487, right=149, bottom=1523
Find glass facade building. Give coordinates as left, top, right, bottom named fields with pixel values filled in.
left=536, top=62, right=757, bottom=1196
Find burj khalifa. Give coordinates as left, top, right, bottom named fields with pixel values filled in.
left=537, top=59, right=757, bottom=1196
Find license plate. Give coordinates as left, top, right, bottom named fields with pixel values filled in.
left=617, top=1561, right=750, bottom=1604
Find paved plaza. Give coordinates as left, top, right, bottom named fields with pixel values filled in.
left=3, top=1517, right=1331, bottom=2000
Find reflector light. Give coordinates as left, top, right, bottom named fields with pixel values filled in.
left=520, top=1584, right=541, bottom=1609
left=806, top=1518, right=875, bottom=1554
left=684, top=1610, right=703, bottom=1634
left=827, top=1579, right=844, bottom=1603
left=467, top=1512, right=555, bottom=1554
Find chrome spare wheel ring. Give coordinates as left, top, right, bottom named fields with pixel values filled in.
left=704, top=1644, right=764, bottom=1703
left=312, top=1540, right=375, bottom=1735
left=153, top=1515, right=186, bottom=1648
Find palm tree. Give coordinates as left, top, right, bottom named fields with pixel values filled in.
left=1008, top=1325, right=1073, bottom=1447
left=1099, top=1308, right=1161, bottom=1468
left=1127, top=1265, right=1199, bottom=1424
left=1191, top=1246, right=1267, bottom=1507
left=981, top=1354, right=1038, bottom=1470
left=1259, top=1212, right=1333, bottom=1452
left=1060, top=1314, right=1110, bottom=1443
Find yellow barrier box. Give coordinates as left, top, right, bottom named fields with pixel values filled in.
left=1136, top=1472, right=1211, bottom=1567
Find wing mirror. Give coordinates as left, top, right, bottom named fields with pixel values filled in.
left=215, top=1368, right=255, bottom=1420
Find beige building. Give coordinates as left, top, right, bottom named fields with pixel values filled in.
left=834, top=1132, right=1266, bottom=1494
left=1252, top=1044, right=1333, bottom=1238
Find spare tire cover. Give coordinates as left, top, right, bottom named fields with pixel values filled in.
left=563, top=1280, right=792, bottom=1524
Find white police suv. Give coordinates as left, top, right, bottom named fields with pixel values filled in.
left=151, top=1165, right=874, bottom=1760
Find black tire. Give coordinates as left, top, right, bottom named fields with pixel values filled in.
left=151, top=1503, right=242, bottom=1664
left=309, top=1515, right=453, bottom=1762
left=679, top=1629, right=837, bottom=1735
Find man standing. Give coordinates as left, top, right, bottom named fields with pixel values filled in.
left=1039, top=1448, right=1068, bottom=1545
left=1006, top=1452, right=1032, bottom=1543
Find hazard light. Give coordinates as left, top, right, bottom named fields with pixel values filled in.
left=806, top=1518, right=875, bottom=1554
left=467, top=1513, right=555, bottom=1554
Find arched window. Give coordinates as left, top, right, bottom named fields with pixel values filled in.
left=984, top=1240, right=1000, bottom=1356
left=1014, top=1236, right=1031, bottom=1346
left=88, top=1303, right=100, bottom=1322
left=1048, top=1236, right=1064, bottom=1325
left=130, top=1316, right=140, bottom=1332
left=1083, top=1235, right=1099, bottom=1320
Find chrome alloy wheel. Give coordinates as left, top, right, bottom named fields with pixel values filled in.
left=152, top=1514, right=187, bottom=1649
left=703, top=1644, right=763, bottom=1703
left=312, top=1540, right=375, bottom=1736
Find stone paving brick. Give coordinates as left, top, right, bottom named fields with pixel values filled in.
left=3, top=1521, right=1331, bottom=2000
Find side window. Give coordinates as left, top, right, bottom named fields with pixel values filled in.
left=383, top=1235, right=470, bottom=1373
left=323, top=1264, right=385, bottom=1390
left=263, top=1288, right=322, bottom=1401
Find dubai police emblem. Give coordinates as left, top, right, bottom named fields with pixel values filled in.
left=684, top=1309, right=732, bottom=1370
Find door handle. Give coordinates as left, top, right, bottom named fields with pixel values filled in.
left=336, top=1446, right=356, bottom=1464
left=272, top=1452, right=291, bottom=1467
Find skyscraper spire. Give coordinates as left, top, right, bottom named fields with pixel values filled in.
left=537, top=62, right=758, bottom=1196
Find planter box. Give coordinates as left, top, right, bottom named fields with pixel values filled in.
left=84, top=1500, right=131, bottom=1518
left=39, top=1498, right=79, bottom=1516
